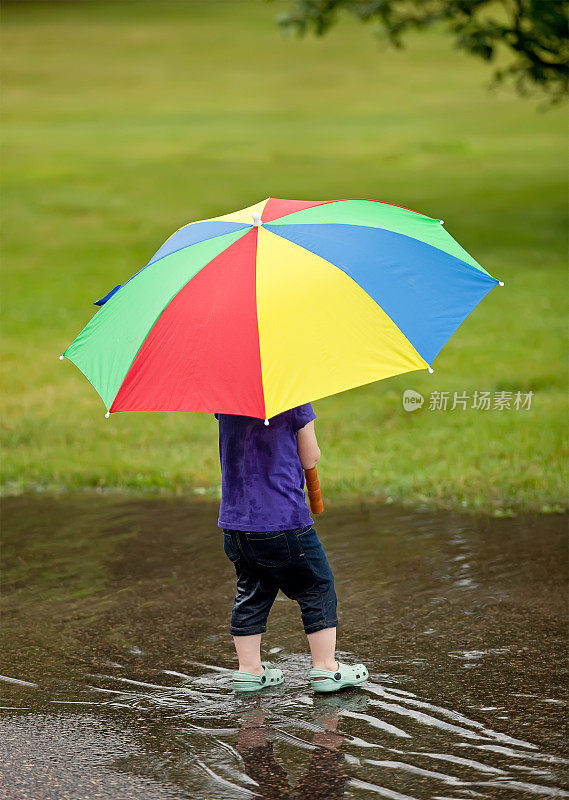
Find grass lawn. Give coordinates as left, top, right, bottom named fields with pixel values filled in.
left=1, top=0, right=567, bottom=516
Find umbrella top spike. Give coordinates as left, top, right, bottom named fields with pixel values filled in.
left=252, top=212, right=262, bottom=227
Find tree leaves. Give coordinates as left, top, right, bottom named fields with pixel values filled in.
left=271, top=0, right=569, bottom=107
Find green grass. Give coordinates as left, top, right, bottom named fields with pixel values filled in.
left=1, top=0, right=567, bottom=516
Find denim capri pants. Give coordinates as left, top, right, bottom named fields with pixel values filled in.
left=222, top=525, right=338, bottom=636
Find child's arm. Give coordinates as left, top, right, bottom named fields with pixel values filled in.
left=297, top=420, right=324, bottom=514
left=296, top=420, right=321, bottom=470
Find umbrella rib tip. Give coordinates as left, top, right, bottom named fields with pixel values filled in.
left=498, top=281, right=504, bottom=286
left=59, top=354, right=64, bottom=360
left=428, top=366, right=434, bottom=373
left=105, top=411, right=110, bottom=418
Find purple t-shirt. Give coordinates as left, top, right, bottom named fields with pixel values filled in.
left=214, top=403, right=317, bottom=532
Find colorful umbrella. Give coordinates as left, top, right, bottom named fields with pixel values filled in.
left=60, top=197, right=502, bottom=424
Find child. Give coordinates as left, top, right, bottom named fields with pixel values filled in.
left=214, top=403, right=368, bottom=693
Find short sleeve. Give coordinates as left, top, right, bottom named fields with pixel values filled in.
left=290, top=403, right=316, bottom=435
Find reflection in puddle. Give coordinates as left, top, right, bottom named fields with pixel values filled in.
left=1, top=495, right=567, bottom=799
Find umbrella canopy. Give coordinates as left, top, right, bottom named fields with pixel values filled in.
left=60, top=197, right=502, bottom=421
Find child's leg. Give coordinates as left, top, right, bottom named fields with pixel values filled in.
left=274, top=527, right=339, bottom=671
left=307, top=626, right=338, bottom=672
left=233, top=633, right=263, bottom=675
left=223, top=531, right=279, bottom=674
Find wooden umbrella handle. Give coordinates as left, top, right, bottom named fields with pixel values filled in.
left=304, top=466, right=324, bottom=514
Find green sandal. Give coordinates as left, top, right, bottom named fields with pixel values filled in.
left=232, top=664, right=284, bottom=693
left=309, top=661, right=368, bottom=693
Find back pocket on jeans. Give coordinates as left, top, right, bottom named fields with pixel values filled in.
left=247, top=532, right=291, bottom=568
left=223, top=533, right=241, bottom=564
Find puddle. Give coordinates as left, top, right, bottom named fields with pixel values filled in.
left=1, top=495, right=567, bottom=799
